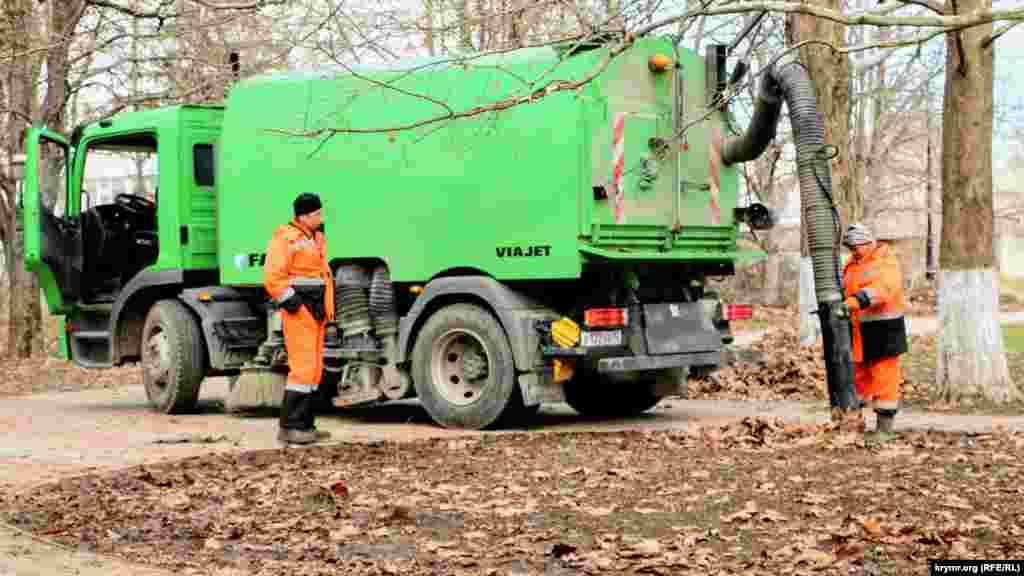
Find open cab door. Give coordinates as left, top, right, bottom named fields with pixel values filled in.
left=23, top=127, right=81, bottom=314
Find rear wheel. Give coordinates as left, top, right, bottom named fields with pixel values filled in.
left=412, top=303, right=519, bottom=430
left=141, top=300, right=206, bottom=414
left=563, top=368, right=664, bottom=417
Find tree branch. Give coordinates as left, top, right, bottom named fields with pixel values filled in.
left=190, top=0, right=288, bottom=8
left=637, top=1, right=1024, bottom=34
left=0, top=108, right=33, bottom=126
left=898, top=0, right=945, bottom=15
left=984, top=20, right=1020, bottom=48
left=85, top=0, right=285, bottom=18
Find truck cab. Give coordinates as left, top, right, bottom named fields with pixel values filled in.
left=23, top=106, right=223, bottom=367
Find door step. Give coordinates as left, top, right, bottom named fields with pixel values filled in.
left=70, top=330, right=113, bottom=368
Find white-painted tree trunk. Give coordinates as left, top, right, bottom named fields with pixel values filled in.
left=799, top=257, right=821, bottom=347
left=937, top=269, right=1017, bottom=402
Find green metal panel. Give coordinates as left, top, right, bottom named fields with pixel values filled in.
left=179, top=108, right=223, bottom=270
left=218, top=46, right=606, bottom=286
left=203, top=37, right=743, bottom=286
left=22, top=127, right=70, bottom=314
left=58, top=315, right=70, bottom=360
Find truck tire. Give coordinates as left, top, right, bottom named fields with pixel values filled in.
left=411, top=303, right=519, bottom=430
left=563, top=370, right=663, bottom=417
left=141, top=300, right=206, bottom=414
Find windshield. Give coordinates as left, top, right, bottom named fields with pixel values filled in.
left=82, top=134, right=158, bottom=207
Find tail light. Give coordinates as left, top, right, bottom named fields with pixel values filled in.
left=723, top=304, right=753, bottom=321
left=584, top=308, right=628, bottom=328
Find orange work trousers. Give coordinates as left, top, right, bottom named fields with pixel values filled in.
left=853, top=355, right=901, bottom=411
left=281, top=305, right=325, bottom=393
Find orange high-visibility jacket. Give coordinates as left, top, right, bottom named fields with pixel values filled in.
left=843, top=243, right=908, bottom=363
left=263, top=221, right=335, bottom=322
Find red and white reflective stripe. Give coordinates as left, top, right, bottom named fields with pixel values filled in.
left=611, top=112, right=626, bottom=224
left=708, top=125, right=722, bottom=225
left=724, top=304, right=753, bottom=320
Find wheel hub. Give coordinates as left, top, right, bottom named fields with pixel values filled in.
left=431, top=330, right=493, bottom=407
left=145, top=330, right=171, bottom=384
left=461, top=349, right=489, bottom=381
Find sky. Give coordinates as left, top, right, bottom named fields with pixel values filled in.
left=993, top=22, right=1024, bottom=184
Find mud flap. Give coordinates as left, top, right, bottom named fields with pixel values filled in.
left=518, top=373, right=565, bottom=407
left=642, top=303, right=721, bottom=356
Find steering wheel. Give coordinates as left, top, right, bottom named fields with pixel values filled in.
left=115, top=193, right=155, bottom=214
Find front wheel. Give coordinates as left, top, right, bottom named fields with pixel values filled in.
left=411, top=303, right=520, bottom=430
left=141, top=300, right=206, bottom=414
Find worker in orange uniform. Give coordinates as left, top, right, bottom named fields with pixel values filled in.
left=841, top=223, right=909, bottom=437
left=264, top=193, right=336, bottom=445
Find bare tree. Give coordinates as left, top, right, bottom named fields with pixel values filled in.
left=936, top=0, right=1017, bottom=403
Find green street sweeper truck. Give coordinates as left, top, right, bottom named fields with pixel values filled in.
left=20, top=31, right=859, bottom=430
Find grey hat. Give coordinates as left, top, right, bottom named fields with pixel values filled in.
left=843, top=223, right=874, bottom=247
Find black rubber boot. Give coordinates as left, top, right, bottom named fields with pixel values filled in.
left=876, top=411, right=895, bottom=434
left=304, top=388, right=332, bottom=441
left=866, top=408, right=898, bottom=443
left=278, top=390, right=316, bottom=445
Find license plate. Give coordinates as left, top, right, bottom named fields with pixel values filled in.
left=581, top=330, right=623, bottom=347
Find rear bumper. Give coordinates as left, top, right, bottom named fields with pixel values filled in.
left=597, top=351, right=720, bottom=373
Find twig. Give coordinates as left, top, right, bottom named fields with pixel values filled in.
left=637, top=1, right=1024, bottom=34
left=984, top=20, right=1020, bottom=48
left=898, top=0, right=946, bottom=15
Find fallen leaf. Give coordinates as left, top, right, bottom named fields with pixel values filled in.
left=760, top=509, right=788, bottom=523
left=620, top=539, right=661, bottom=558
left=329, top=525, right=361, bottom=541
left=330, top=481, right=349, bottom=499
left=862, top=518, right=883, bottom=537
left=942, top=495, right=973, bottom=510
left=551, top=542, right=577, bottom=558
left=795, top=549, right=836, bottom=567
left=950, top=540, right=970, bottom=557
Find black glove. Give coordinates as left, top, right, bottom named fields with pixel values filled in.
left=307, top=295, right=326, bottom=322
left=279, top=292, right=302, bottom=314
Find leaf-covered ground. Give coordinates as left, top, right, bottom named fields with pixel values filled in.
left=0, top=320, right=140, bottom=397
left=696, top=307, right=1024, bottom=415
left=3, top=420, right=1022, bottom=576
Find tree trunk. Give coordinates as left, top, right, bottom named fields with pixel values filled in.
left=9, top=209, right=41, bottom=358
left=424, top=0, right=436, bottom=56
left=6, top=0, right=39, bottom=359
left=937, top=0, right=1017, bottom=403
left=456, top=0, right=473, bottom=50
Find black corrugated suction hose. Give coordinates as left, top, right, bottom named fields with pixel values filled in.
left=721, top=62, right=840, bottom=304
left=719, top=60, right=857, bottom=410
